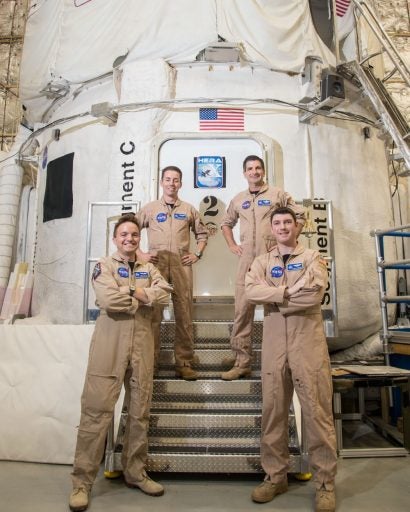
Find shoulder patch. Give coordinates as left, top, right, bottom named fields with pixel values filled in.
left=92, top=262, right=101, bottom=281
left=318, top=256, right=328, bottom=267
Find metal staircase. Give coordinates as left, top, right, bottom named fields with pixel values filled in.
left=338, top=0, right=410, bottom=172
left=102, top=200, right=336, bottom=475
left=105, top=316, right=308, bottom=475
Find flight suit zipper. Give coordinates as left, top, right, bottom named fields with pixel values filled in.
left=128, top=261, right=136, bottom=296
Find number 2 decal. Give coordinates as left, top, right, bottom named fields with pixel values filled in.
left=203, top=195, right=219, bottom=217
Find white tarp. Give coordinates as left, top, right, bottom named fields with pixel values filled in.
left=217, top=0, right=334, bottom=71
left=0, top=325, right=93, bottom=463
left=20, top=0, right=334, bottom=106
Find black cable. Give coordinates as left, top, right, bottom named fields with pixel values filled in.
left=0, top=97, right=377, bottom=166
left=391, top=150, right=399, bottom=198
left=0, top=150, right=20, bottom=165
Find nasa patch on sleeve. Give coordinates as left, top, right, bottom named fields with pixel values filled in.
left=271, top=266, right=284, bottom=278
left=92, top=262, right=101, bottom=281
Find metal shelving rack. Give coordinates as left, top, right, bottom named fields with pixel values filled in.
left=371, top=223, right=410, bottom=363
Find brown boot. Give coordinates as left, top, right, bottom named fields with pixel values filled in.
left=315, top=487, right=336, bottom=512
left=69, top=487, right=89, bottom=512
left=175, top=366, right=198, bottom=380
left=125, top=473, right=164, bottom=496
left=251, top=480, right=288, bottom=503
left=221, top=366, right=251, bottom=381
left=221, top=354, right=236, bottom=368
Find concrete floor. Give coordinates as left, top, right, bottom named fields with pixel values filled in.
left=1, top=457, right=410, bottom=512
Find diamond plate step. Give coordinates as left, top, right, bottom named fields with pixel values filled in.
left=149, top=412, right=262, bottom=429
left=109, top=452, right=305, bottom=474
left=160, top=320, right=263, bottom=349
left=157, top=348, right=261, bottom=378
left=147, top=413, right=298, bottom=453
left=110, top=411, right=299, bottom=471
left=151, top=379, right=262, bottom=412
left=156, top=369, right=262, bottom=379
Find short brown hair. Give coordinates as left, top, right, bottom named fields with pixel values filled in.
left=243, top=155, right=265, bottom=171
left=161, top=165, right=183, bottom=180
left=270, top=206, right=297, bottom=224
left=113, top=213, right=140, bottom=236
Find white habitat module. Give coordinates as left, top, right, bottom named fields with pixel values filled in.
left=0, top=0, right=408, bottom=465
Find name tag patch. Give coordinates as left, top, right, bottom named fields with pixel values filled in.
left=287, top=263, right=304, bottom=271
left=118, top=267, right=129, bottom=278
left=242, top=200, right=251, bottom=209
left=135, top=271, right=149, bottom=279
left=174, top=213, right=187, bottom=220
left=271, top=266, right=284, bottom=278
left=156, top=212, right=167, bottom=223
left=258, top=199, right=271, bottom=206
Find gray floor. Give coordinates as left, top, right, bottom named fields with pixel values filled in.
left=1, top=457, right=410, bottom=512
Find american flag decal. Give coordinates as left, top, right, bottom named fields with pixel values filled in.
left=335, top=0, right=350, bottom=17
left=199, top=108, right=244, bottom=131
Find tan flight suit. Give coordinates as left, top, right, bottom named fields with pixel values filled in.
left=221, top=184, right=305, bottom=367
left=245, top=244, right=337, bottom=490
left=71, top=252, right=171, bottom=490
left=137, top=198, right=208, bottom=367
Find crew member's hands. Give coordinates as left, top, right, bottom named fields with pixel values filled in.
left=138, top=251, right=159, bottom=264
left=133, top=287, right=149, bottom=304
left=228, top=243, right=243, bottom=256
left=148, top=252, right=159, bottom=264
left=181, top=253, right=200, bottom=266
left=284, top=278, right=306, bottom=298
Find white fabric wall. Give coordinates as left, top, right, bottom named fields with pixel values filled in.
left=20, top=0, right=334, bottom=118
left=0, top=325, right=92, bottom=463
left=217, top=0, right=334, bottom=70
left=307, top=121, right=394, bottom=350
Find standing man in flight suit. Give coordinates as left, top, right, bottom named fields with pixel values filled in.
left=245, top=206, right=337, bottom=512
left=137, top=166, right=208, bottom=380
left=69, top=214, right=172, bottom=512
left=221, top=155, right=305, bottom=380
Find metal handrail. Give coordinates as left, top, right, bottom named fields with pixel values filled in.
left=371, top=223, right=410, bottom=236
left=352, top=0, right=410, bottom=87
